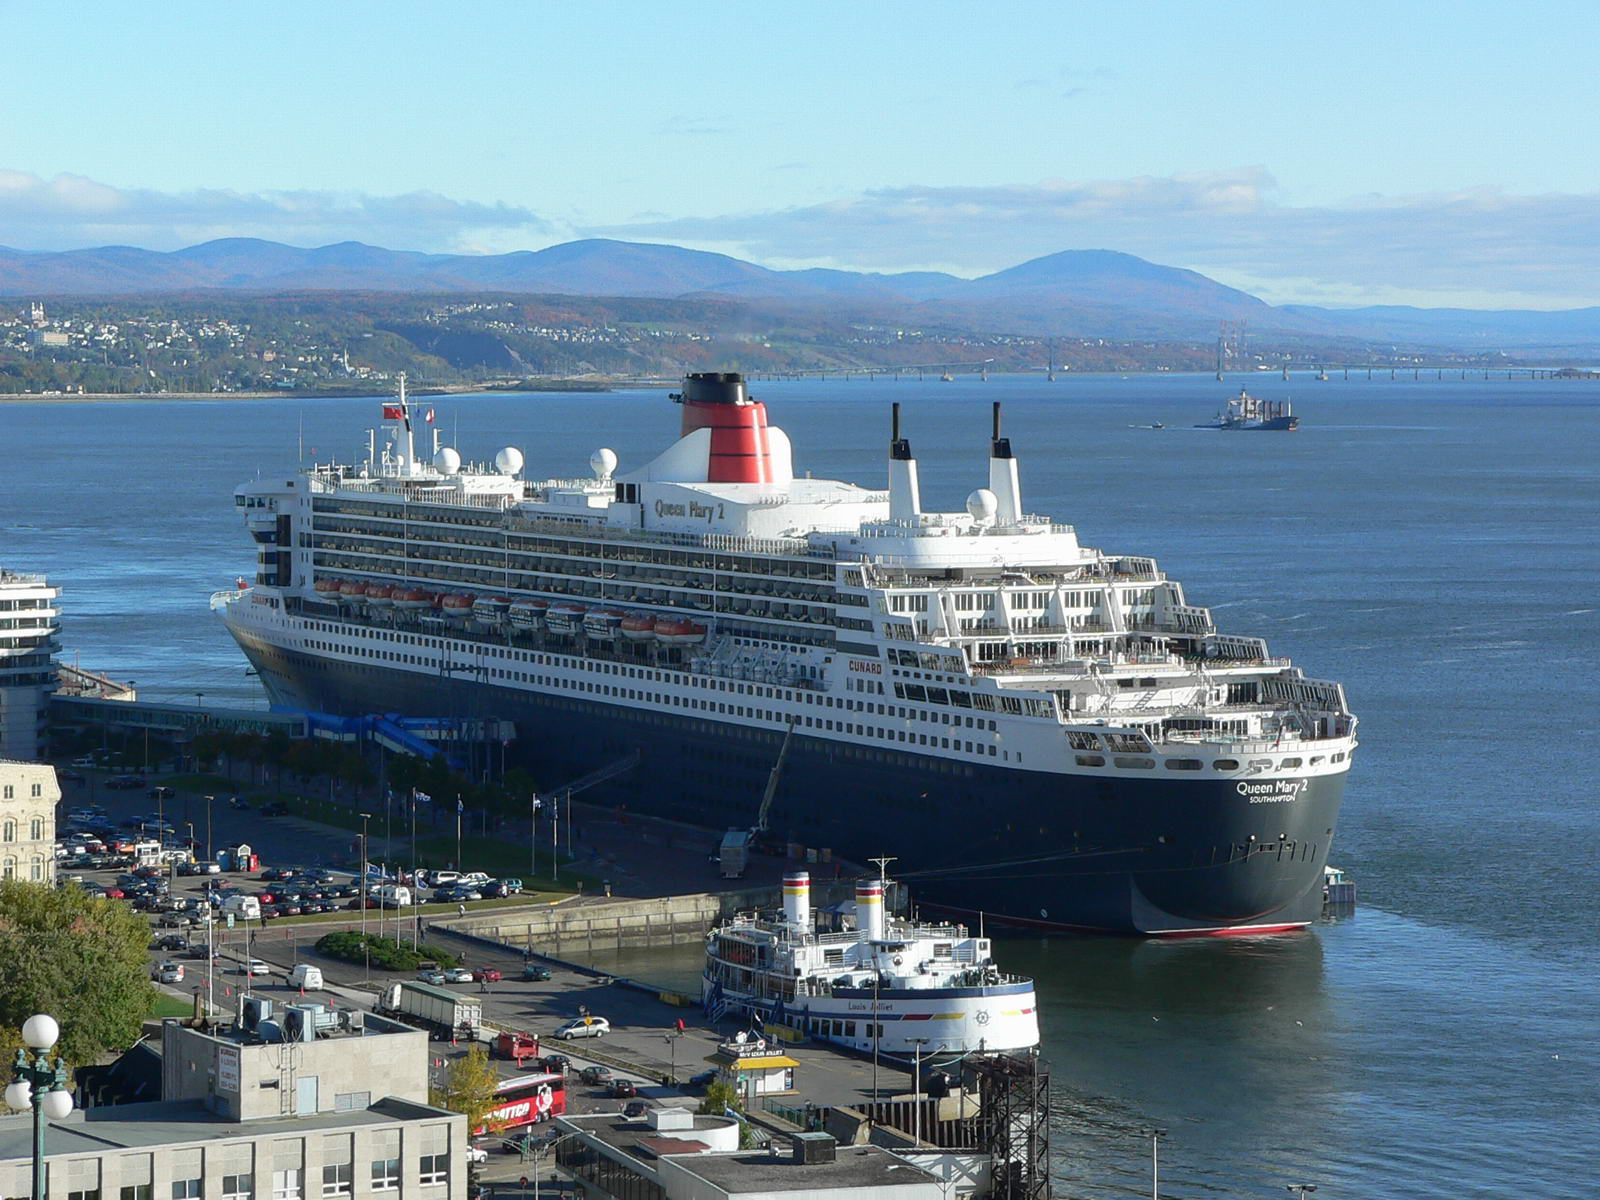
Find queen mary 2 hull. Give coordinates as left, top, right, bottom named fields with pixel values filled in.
left=228, top=625, right=1344, bottom=937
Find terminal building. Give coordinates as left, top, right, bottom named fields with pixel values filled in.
left=0, top=996, right=467, bottom=1200
left=0, top=567, right=59, bottom=761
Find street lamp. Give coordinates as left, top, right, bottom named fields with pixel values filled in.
left=203, top=794, right=214, bottom=863
left=1144, top=1128, right=1167, bottom=1200
left=359, top=813, right=372, bottom=981
left=1285, top=1188, right=1318, bottom=1197
left=5, top=1013, right=75, bottom=1200
left=662, top=1031, right=683, bottom=1086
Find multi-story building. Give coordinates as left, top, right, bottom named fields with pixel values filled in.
left=0, top=759, right=57, bottom=882
left=1, top=998, right=466, bottom=1200
left=0, top=567, right=60, bottom=760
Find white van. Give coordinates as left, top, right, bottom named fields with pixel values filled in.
left=428, top=870, right=461, bottom=886
left=222, top=895, right=262, bottom=920
left=288, top=964, right=324, bottom=991
left=374, top=884, right=412, bottom=907
left=458, top=872, right=491, bottom=888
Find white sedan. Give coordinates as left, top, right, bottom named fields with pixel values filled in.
left=241, top=958, right=271, bottom=977
left=154, top=961, right=185, bottom=984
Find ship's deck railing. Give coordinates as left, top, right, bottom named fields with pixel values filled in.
left=722, top=914, right=974, bottom=944
left=0, top=571, right=49, bottom=586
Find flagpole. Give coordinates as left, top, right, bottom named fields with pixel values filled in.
left=455, top=794, right=462, bottom=869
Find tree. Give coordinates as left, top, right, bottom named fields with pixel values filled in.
left=0, top=881, right=156, bottom=1065
left=429, top=1044, right=505, bottom=1137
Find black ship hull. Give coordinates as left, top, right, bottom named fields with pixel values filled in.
left=234, top=630, right=1345, bottom=936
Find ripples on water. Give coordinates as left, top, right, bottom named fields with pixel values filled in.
left=2, top=376, right=1596, bottom=1197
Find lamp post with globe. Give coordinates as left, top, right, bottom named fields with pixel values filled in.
left=5, top=1013, right=75, bottom=1200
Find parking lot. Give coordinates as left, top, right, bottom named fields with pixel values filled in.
left=58, top=759, right=911, bottom=1195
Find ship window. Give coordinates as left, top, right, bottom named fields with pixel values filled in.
left=1113, top=756, right=1154, bottom=770
left=1213, top=759, right=1240, bottom=771
left=1279, top=757, right=1303, bottom=768
left=1075, top=755, right=1106, bottom=767
left=1166, top=759, right=1203, bottom=771
left=1332, top=752, right=1346, bottom=762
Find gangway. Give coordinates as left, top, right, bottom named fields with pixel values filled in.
left=544, top=749, right=642, bottom=801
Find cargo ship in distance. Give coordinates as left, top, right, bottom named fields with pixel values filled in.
left=215, top=372, right=1358, bottom=935
left=1197, top=387, right=1299, bottom=430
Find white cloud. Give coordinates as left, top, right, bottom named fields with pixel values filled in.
left=590, top=170, right=1600, bottom=307
left=0, top=170, right=560, bottom=253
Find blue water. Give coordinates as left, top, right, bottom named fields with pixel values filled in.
left=2, top=374, right=1597, bottom=1196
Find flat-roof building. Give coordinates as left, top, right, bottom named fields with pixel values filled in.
left=1, top=998, right=464, bottom=1200
left=556, top=1111, right=945, bottom=1200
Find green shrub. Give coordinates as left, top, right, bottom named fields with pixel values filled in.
left=314, top=931, right=459, bottom=971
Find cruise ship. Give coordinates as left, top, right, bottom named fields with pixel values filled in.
left=214, top=372, right=1358, bottom=935
left=704, top=871, right=1039, bottom=1056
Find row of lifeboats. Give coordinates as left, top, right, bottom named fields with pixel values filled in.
left=312, top=578, right=707, bottom=645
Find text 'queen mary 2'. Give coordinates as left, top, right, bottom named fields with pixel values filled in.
left=214, top=373, right=1358, bottom=935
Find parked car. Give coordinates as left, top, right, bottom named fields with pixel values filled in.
left=579, top=1064, right=613, bottom=1085
left=259, top=867, right=290, bottom=881
left=57, top=769, right=85, bottom=784
left=441, top=967, right=473, bottom=984
left=609, top=1079, right=638, bottom=1099
left=622, top=1100, right=651, bottom=1119
left=499, top=877, right=524, bottom=894
left=155, top=933, right=188, bottom=950
left=154, top=961, right=185, bottom=984
left=480, top=881, right=511, bottom=899
left=520, top=964, right=553, bottom=982
left=539, top=1054, right=570, bottom=1075
left=687, top=1070, right=718, bottom=1092
left=105, top=775, right=147, bottom=790
left=157, top=912, right=192, bottom=928
left=417, top=969, right=447, bottom=985
left=559, top=1017, right=611, bottom=1041
left=472, top=968, right=502, bottom=983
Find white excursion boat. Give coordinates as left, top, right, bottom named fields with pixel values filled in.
left=703, top=871, right=1039, bottom=1058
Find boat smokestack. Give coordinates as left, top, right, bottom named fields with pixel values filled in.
left=856, top=880, right=885, bottom=942
left=988, top=400, right=1022, bottom=524
left=677, top=372, right=774, bottom=484
left=783, top=871, right=811, bottom=929
left=888, top=403, right=922, bottom=522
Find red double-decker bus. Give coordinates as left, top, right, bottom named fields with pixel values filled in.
left=479, top=1071, right=567, bottom=1133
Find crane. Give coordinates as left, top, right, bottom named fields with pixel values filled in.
left=719, top=720, right=796, bottom=878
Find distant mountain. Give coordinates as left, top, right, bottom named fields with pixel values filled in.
left=3, top=236, right=1597, bottom=350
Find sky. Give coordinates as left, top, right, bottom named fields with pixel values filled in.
left=2, top=0, right=1598, bottom=308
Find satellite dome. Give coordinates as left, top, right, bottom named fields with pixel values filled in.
left=432, top=447, right=461, bottom=474
left=966, top=488, right=999, bottom=522
left=493, top=447, right=524, bottom=476
left=590, top=448, right=618, bottom=479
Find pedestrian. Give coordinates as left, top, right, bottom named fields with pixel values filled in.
left=458, top=903, right=466, bottom=918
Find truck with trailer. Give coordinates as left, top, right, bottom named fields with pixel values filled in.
left=375, top=980, right=482, bottom=1040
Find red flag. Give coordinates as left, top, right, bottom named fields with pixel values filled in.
left=424, top=407, right=436, bottom=423
left=383, top=404, right=404, bottom=420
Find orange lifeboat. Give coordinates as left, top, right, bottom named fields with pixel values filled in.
left=620, top=614, right=657, bottom=642
left=439, top=593, right=475, bottom=623
left=339, top=580, right=370, bottom=605
left=365, top=583, right=395, bottom=608
left=392, top=588, right=434, bottom=611
left=314, top=578, right=343, bottom=598
left=654, top=618, right=707, bottom=646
